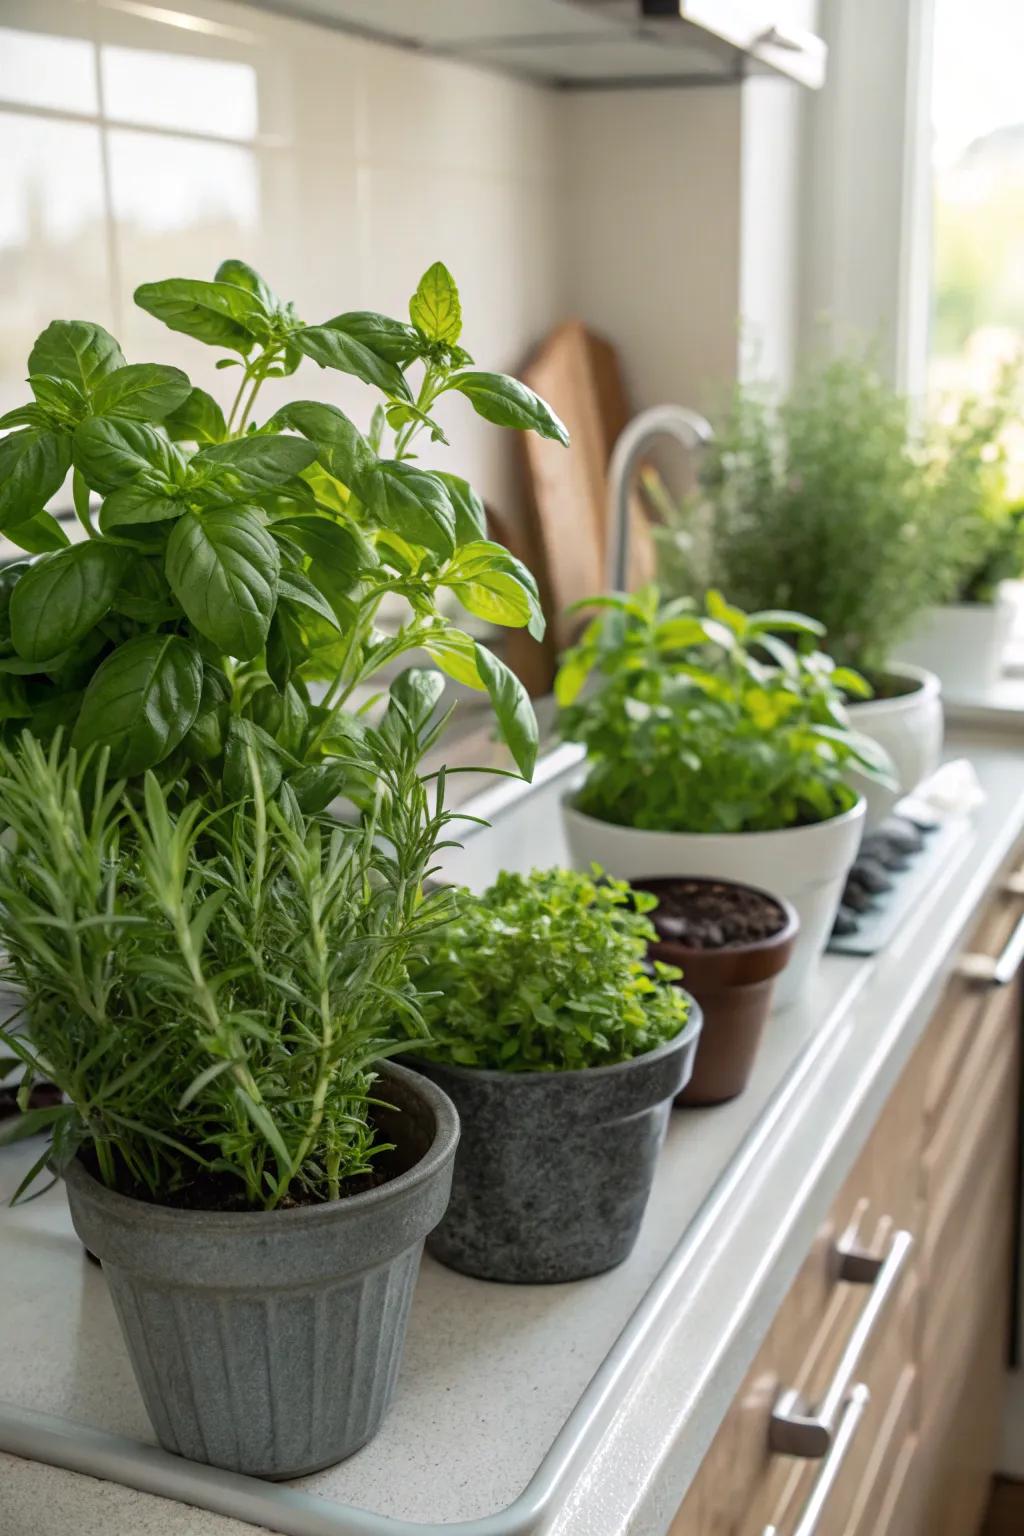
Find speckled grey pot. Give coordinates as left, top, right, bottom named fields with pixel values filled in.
left=63, top=1062, right=458, bottom=1479
left=405, top=1003, right=702, bottom=1284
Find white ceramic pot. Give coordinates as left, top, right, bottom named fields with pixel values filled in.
left=846, top=662, right=943, bottom=831
left=894, top=587, right=1015, bottom=700
left=562, top=794, right=866, bottom=1009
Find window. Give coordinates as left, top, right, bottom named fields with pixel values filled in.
left=0, top=16, right=263, bottom=429
left=930, top=0, right=1024, bottom=406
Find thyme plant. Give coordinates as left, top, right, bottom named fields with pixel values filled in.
left=654, top=354, right=957, bottom=675
left=557, top=588, right=891, bottom=834
left=0, top=718, right=458, bottom=1211
left=393, top=867, right=689, bottom=1072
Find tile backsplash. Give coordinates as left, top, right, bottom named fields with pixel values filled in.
left=0, top=0, right=564, bottom=531
left=1, top=0, right=777, bottom=562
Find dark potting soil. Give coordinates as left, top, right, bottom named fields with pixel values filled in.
left=649, top=880, right=786, bottom=950
left=853, top=671, right=921, bottom=702
left=79, top=1109, right=402, bottom=1214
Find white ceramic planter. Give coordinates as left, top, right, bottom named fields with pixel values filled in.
left=846, top=662, right=943, bottom=831
left=894, top=587, right=1015, bottom=700
left=562, top=795, right=866, bottom=1009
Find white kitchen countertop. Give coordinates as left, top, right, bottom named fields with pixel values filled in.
left=2, top=718, right=1023, bottom=1536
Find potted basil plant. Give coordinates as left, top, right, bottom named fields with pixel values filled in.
left=556, top=588, right=892, bottom=1006
left=393, top=866, right=701, bottom=1283
left=0, top=734, right=459, bottom=1478
left=0, top=258, right=565, bottom=794
left=653, top=354, right=947, bottom=824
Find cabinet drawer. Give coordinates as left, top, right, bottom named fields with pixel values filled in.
left=757, top=1284, right=917, bottom=1536
left=923, top=984, right=1018, bottom=1283
left=847, top=1362, right=917, bottom=1536
left=671, top=1046, right=925, bottom=1536
left=913, top=1254, right=1010, bottom=1536
left=924, top=869, right=1024, bottom=1149
left=922, top=1113, right=1015, bottom=1403
left=868, top=1428, right=919, bottom=1536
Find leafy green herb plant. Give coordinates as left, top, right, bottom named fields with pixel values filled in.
left=0, top=260, right=566, bottom=797
left=392, top=866, right=689, bottom=1072
left=0, top=723, right=457, bottom=1211
left=926, top=370, right=1023, bottom=603
left=652, top=354, right=963, bottom=676
left=556, top=587, right=891, bottom=834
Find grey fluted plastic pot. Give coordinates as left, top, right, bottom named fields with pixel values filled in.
left=405, top=1001, right=702, bottom=1285
left=63, top=1062, right=459, bottom=1479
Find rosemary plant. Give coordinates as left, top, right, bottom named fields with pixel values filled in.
left=0, top=715, right=457, bottom=1211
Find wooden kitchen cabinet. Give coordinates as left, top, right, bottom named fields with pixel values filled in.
left=671, top=858, right=1024, bottom=1536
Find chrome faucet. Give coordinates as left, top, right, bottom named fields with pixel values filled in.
left=606, top=404, right=713, bottom=591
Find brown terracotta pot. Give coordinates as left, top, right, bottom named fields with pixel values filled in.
left=634, top=877, right=799, bottom=1106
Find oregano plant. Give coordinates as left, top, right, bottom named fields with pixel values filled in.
left=0, top=260, right=567, bottom=804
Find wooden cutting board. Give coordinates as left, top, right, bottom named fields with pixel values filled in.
left=519, top=320, right=654, bottom=673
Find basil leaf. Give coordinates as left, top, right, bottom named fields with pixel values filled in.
left=29, top=375, right=88, bottom=420
left=73, top=633, right=203, bottom=774
left=409, top=261, right=462, bottom=344
left=250, top=680, right=307, bottom=758
left=214, top=258, right=278, bottom=314
left=163, top=387, right=227, bottom=445
left=424, top=627, right=484, bottom=689
left=182, top=663, right=231, bottom=764
left=287, top=762, right=348, bottom=814
left=0, top=654, right=66, bottom=676
left=194, top=433, right=317, bottom=491
left=267, top=401, right=375, bottom=489
left=11, top=542, right=125, bottom=662
left=28, top=320, right=125, bottom=393
left=292, top=324, right=411, bottom=399
left=0, top=404, right=48, bottom=430
left=448, top=371, right=569, bottom=445
left=100, top=484, right=189, bottom=531
left=0, top=675, right=31, bottom=720
left=278, top=569, right=341, bottom=631
left=134, top=278, right=265, bottom=353
left=444, top=540, right=545, bottom=640
left=0, top=428, right=72, bottom=529
left=323, top=311, right=422, bottom=365
left=447, top=573, right=532, bottom=632
left=366, top=462, right=455, bottom=558
left=435, top=472, right=486, bottom=543
left=73, top=418, right=185, bottom=492
left=474, top=641, right=537, bottom=779
left=91, top=363, right=192, bottom=422
left=165, top=507, right=280, bottom=659
left=272, top=515, right=371, bottom=610
left=224, top=716, right=284, bottom=800
left=278, top=682, right=308, bottom=756
left=383, top=666, right=445, bottom=743
left=0, top=562, right=29, bottom=633
left=110, top=558, right=178, bottom=624
left=5, top=511, right=72, bottom=554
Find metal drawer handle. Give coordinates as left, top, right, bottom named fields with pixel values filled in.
left=769, top=1228, right=912, bottom=1458
left=763, top=1386, right=870, bottom=1536
left=958, top=911, right=1024, bottom=986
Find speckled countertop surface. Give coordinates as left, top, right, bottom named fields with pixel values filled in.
left=2, top=718, right=1023, bottom=1536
